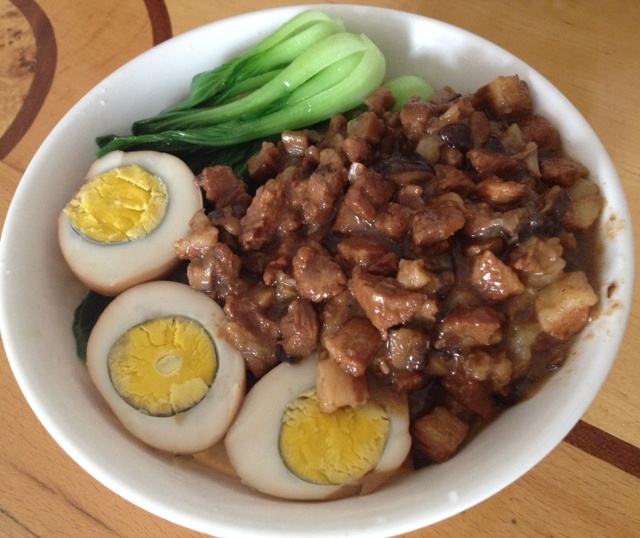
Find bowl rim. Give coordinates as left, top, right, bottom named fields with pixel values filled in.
left=0, top=4, right=635, bottom=537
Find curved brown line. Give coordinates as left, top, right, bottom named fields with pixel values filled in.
left=0, top=0, right=56, bottom=160
left=143, top=0, right=173, bottom=46
left=564, top=419, right=640, bottom=478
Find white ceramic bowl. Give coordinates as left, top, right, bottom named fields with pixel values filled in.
left=0, top=5, right=634, bottom=537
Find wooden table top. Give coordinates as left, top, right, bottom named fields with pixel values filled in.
left=1, top=1, right=638, bottom=536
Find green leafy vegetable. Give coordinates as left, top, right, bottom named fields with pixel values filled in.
left=383, top=75, right=435, bottom=110
left=171, top=10, right=345, bottom=112
left=96, top=12, right=386, bottom=165
left=72, top=291, right=113, bottom=361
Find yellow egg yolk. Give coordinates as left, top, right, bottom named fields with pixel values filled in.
left=279, top=390, right=390, bottom=485
left=64, top=165, right=168, bottom=244
left=108, top=316, right=217, bottom=416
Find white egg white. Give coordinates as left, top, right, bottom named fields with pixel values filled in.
left=58, top=150, right=202, bottom=296
left=87, top=280, right=245, bottom=454
left=224, top=354, right=412, bottom=500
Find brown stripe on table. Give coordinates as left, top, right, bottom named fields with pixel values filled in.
left=0, top=0, right=172, bottom=159
left=0, top=0, right=55, bottom=159
left=143, top=0, right=173, bottom=45
left=565, top=420, right=640, bottom=479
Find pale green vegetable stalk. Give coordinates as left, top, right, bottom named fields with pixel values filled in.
left=97, top=32, right=386, bottom=156
left=383, top=75, right=435, bottom=111
left=169, top=10, right=345, bottom=113
left=133, top=31, right=374, bottom=135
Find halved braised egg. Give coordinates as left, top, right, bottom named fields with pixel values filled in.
left=58, top=150, right=202, bottom=296
left=87, top=280, right=245, bottom=454
left=225, top=354, right=411, bottom=500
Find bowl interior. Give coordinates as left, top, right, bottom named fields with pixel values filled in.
left=0, top=4, right=634, bottom=538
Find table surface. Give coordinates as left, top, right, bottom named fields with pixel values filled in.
left=1, top=1, right=639, bottom=537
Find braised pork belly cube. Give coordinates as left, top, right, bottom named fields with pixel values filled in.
left=238, top=177, right=287, bottom=251
left=467, top=147, right=522, bottom=179
left=320, top=289, right=360, bottom=343
left=442, top=374, right=495, bottom=420
left=247, top=141, right=282, bottom=183
left=349, top=267, right=429, bottom=332
left=470, top=250, right=525, bottom=303
left=186, top=242, right=247, bottom=299
left=566, top=177, right=603, bottom=232
left=518, top=114, right=562, bottom=154
left=474, top=176, right=527, bottom=207
left=412, top=406, right=470, bottom=463
left=341, top=135, right=373, bottom=164
left=336, top=235, right=399, bottom=276
left=509, top=236, right=566, bottom=289
left=278, top=299, right=319, bottom=360
left=363, top=85, right=396, bottom=115
left=223, top=294, right=280, bottom=378
left=315, top=355, right=369, bottom=413
left=535, top=271, right=598, bottom=341
left=342, top=168, right=395, bottom=222
left=323, top=316, right=383, bottom=376
left=539, top=156, right=589, bottom=187
left=384, top=327, right=430, bottom=371
left=476, top=75, right=533, bottom=121
left=291, top=148, right=348, bottom=226
left=411, top=192, right=466, bottom=247
left=196, top=165, right=253, bottom=216
left=347, top=110, right=385, bottom=144
left=399, top=98, right=434, bottom=141
left=374, top=202, right=414, bottom=241
left=435, top=306, right=502, bottom=350
left=173, top=208, right=219, bottom=260
left=292, top=242, right=347, bottom=303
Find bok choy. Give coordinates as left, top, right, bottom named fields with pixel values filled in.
left=96, top=11, right=386, bottom=164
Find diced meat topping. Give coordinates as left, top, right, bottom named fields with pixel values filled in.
left=411, top=193, right=466, bottom=247
left=316, top=355, right=369, bottom=413
left=223, top=294, right=280, bottom=378
left=238, top=177, right=287, bottom=251
left=412, top=406, right=470, bottom=463
left=435, top=306, right=503, bottom=350
left=535, top=271, right=598, bottom=341
left=470, top=250, right=525, bottom=303
left=475, top=75, right=533, bottom=121
left=292, top=242, right=347, bottom=303
left=540, top=157, right=588, bottom=187
left=173, top=208, right=219, bottom=260
left=279, top=299, right=319, bottom=360
left=349, top=267, right=428, bottom=332
left=323, top=316, right=383, bottom=376
left=196, top=165, right=252, bottom=216
left=173, top=75, right=601, bottom=470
